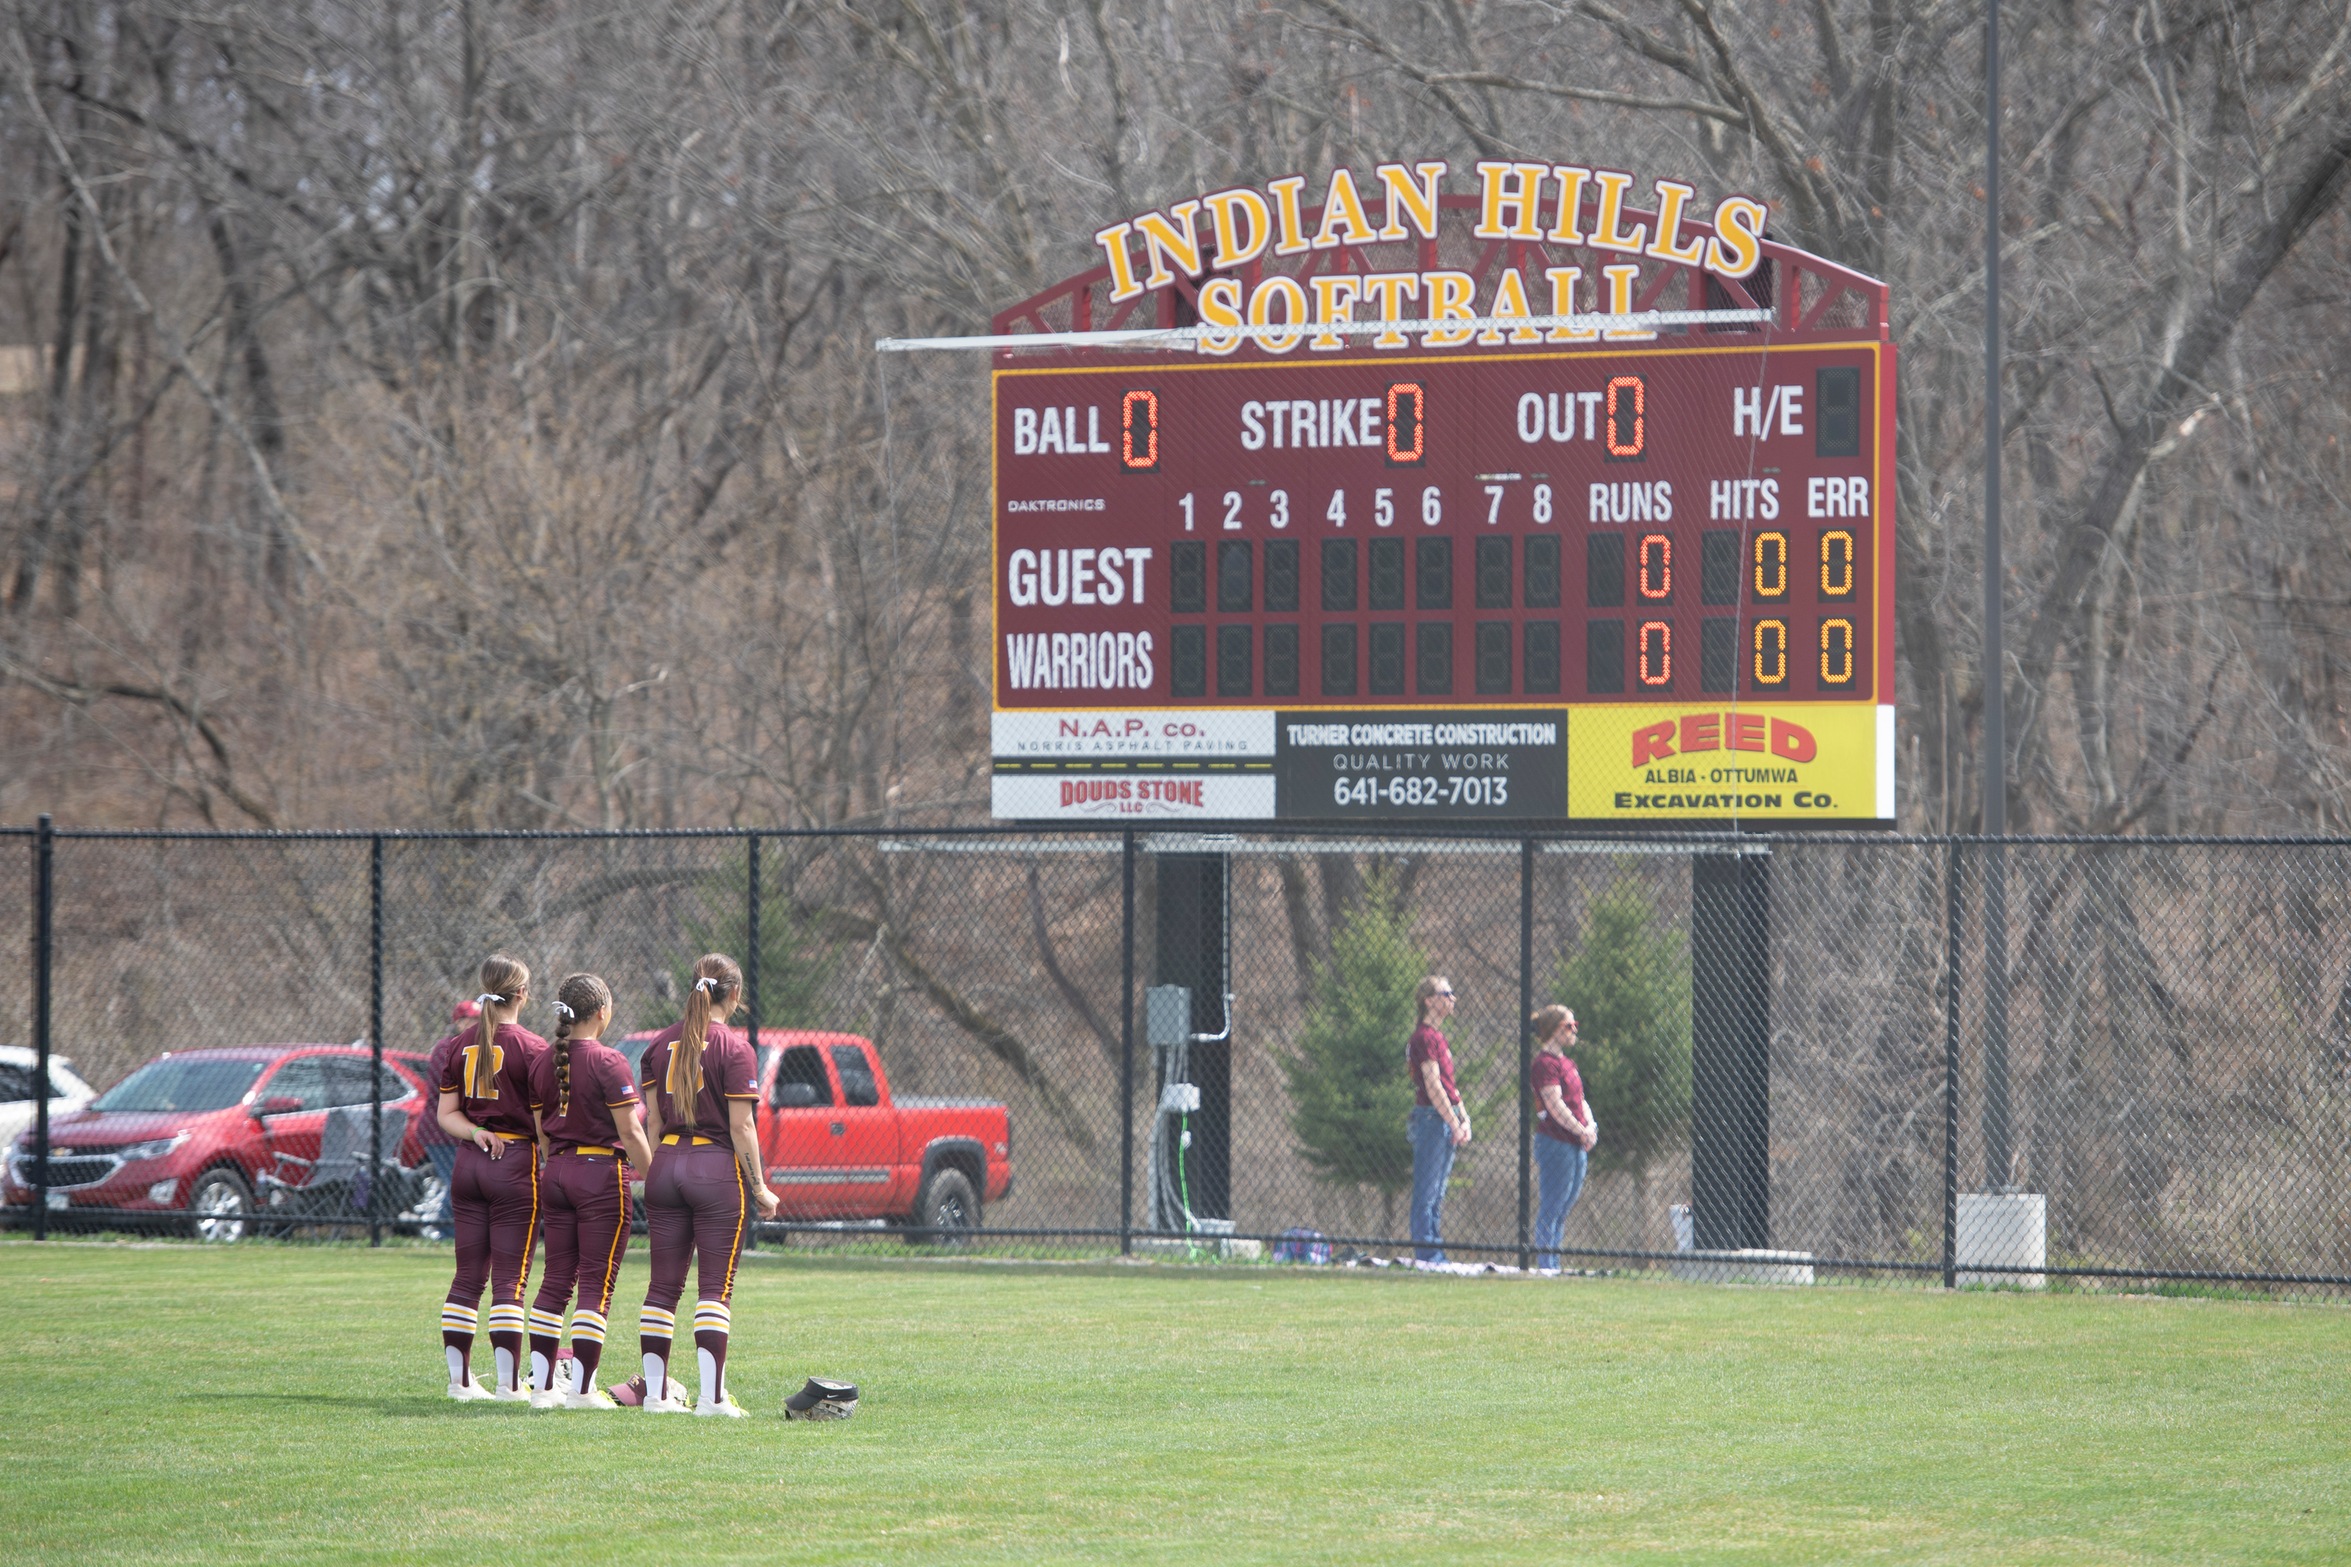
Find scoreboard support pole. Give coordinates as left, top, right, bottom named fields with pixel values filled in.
left=1153, top=851, right=1231, bottom=1225
left=1691, top=850, right=1772, bottom=1251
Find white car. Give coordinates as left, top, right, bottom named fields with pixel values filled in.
left=0, top=1047, right=95, bottom=1152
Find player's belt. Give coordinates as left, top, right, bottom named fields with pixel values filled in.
left=488, top=1130, right=531, bottom=1143
left=561, top=1144, right=617, bottom=1158
left=660, top=1134, right=718, bottom=1147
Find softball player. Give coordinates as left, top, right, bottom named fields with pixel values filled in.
left=524, top=972, right=655, bottom=1408
left=614, top=954, right=779, bottom=1415
left=429, top=955, right=546, bottom=1402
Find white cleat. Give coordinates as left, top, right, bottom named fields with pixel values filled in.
left=642, top=1385, right=695, bottom=1414
left=490, top=1385, right=535, bottom=1404
left=564, top=1386, right=621, bottom=1410
left=528, top=1388, right=566, bottom=1409
left=694, top=1393, right=750, bottom=1419
left=446, top=1380, right=496, bottom=1402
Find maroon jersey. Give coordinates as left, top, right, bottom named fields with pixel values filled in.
left=427, top=1022, right=545, bottom=1140
left=1531, top=1050, right=1589, bottom=1143
left=1408, top=1024, right=1459, bottom=1107
left=638, top=1021, right=758, bottom=1142
left=531, top=1038, right=641, bottom=1153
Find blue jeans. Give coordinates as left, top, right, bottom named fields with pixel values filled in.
left=1408, top=1105, right=1458, bottom=1263
left=428, top=1144, right=459, bottom=1231
left=1533, top=1135, right=1589, bottom=1270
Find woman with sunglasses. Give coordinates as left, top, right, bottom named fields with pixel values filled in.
left=1407, top=976, right=1468, bottom=1265
left=1528, top=1004, right=1598, bottom=1272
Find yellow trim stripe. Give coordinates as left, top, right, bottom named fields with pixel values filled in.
left=719, top=1160, right=748, bottom=1305
left=510, top=1155, right=540, bottom=1305
left=592, top=1157, right=629, bottom=1315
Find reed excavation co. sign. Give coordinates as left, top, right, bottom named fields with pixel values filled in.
left=986, top=160, right=1895, bottom=825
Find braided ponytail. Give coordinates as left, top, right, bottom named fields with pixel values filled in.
left=549, top=972, right=612, bottom=1119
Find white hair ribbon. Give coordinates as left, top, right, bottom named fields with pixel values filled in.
left=694, top=976, right=718, bottom=994
left=553, top=1001, right=575, bottom=1020
left=477, top=993, right=503, bottom=1007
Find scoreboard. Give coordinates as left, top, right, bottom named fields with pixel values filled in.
left=985, top=178, right=1895, bottom=826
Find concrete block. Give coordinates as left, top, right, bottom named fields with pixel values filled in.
left=1956, top=1192, right=2047, bottom=1288
left=1668, top=1248, right=1816, bottom=1286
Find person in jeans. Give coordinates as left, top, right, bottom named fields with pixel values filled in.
left=418, top=999, right=479, bottom=1240
left=1528, top=1004, right=1598, bottom=1272
left=1406, top=976, right=1468, bottom=1264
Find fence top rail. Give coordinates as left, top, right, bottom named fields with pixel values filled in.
left=17, top=821, right=2351, bottom=849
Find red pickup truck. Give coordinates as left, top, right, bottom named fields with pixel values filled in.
left=618, top=1030, right=1010, bottom=1240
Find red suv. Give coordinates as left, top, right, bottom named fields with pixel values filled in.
left=2, top=1045, right=428, bottom=1240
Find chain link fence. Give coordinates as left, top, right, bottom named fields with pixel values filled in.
left=6, top=818, right=2349, bottom=1296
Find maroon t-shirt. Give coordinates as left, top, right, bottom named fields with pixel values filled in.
left=427, top=1022, right=546, bottom=1141
left=531, top=1038, right=641, bottom=1154
left=638, top=1021, right=759, bottom=1142
left=1531, top=1050, right=1589, bottom=1143
left=1408, top=1024, right=1459, bottom=1108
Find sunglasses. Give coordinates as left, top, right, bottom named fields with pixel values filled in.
left=1433, top=989, right=1456, bottom=998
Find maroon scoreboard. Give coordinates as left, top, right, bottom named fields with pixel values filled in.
left=987, top=164, right=1895, bottom=825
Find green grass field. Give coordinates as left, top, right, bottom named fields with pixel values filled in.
left=4, top=1242, right=2346, bottom=1565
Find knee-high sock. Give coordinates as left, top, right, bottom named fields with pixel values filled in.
left=569, top=1308, right=609, bottom=1389
left=527, top=1306, right=567, bottom=1392
left=639, top=1305, right=678, bottom=1400
left=440, top=1301, right=480, bottom=1386
left=693, top=1300, right=732, bottom=1406
left=485, top=1304, right=527, bottom=1392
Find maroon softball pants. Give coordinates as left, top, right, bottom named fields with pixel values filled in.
left=447, top=1139, right=539, bottom=1310
left=643, top=1143, right=748, bottom=1311
left=534, top=1150, right=630, bottom=1319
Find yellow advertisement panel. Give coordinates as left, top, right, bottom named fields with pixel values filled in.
left=1568, top=703, right=1890, bottom=822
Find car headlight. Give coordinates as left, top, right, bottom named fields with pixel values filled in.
left=119, top=1133, right=191, bottom=1163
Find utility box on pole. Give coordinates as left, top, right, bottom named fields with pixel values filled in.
left=1153, top=851, right=1230, bottom=1223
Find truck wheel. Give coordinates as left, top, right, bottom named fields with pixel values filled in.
left=903, top=1167, right=979, bottom=1248
left=187, top=1168, right=253, bottom=1243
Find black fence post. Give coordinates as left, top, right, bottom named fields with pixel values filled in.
left=1691, top=849, right=1772, bottom=1251
left=1942, top=839, right=1962, bottom=1289
left=1517, top=837, right=1534, bottom=1271
left=31, top=813, right=53, bottom=1241
left=744, top=832, right=760, bottom=1251
left=1118, top=829, right=1137, bottom=1256
left=1983, top=836, right=2012, bottom=1189
left=745, top=832, right=761, bottom=1053
left=369, top=834, right=385, bottom=1247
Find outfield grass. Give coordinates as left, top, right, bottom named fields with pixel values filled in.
left=3, top=1243, right=2346, bottom=1565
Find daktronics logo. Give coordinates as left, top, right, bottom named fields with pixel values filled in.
left=1630, top=712, right=1818, bottom=767
left=1059, top=778, right=1207, bottom=808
